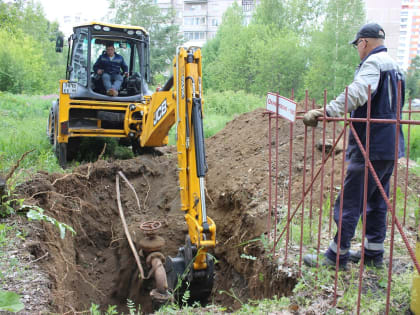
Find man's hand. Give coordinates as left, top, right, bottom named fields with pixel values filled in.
left=123, top=72, right=129, bottom=77
left=303, top=109, right=325, bottom=127
left=97, top=69, right=104, bottom=75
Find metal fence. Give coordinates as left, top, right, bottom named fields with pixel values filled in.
left=265, top=86, right=420, bottom=314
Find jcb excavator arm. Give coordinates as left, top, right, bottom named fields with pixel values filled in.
left=140, top=47, right=216, bottom=303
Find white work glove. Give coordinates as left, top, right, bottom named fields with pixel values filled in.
left=303, top=109, right=325, bottom=127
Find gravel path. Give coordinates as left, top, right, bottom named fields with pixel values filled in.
left=1, top=216, right=51, bottom=314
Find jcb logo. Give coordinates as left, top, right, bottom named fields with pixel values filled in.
left=153, top=99, right=167, bottom=126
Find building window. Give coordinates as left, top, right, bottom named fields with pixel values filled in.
left=184, top=17, right=194, bottom=25
left=212, top=18, right=218, bottom=26
left=401, top=18, right=408, bottom=23
left=401, top=31, right=407, bottom=35
left=242, top=0, right=254, bottom=12
left=195, top=17, right=206, bottom=25
left=186, top=4, right=201, bottom=10
left=184, top=31, right=205, bottom=41
left=185, top=16, right=206, bottom=25
left=401, top=11, right=408, bottom=16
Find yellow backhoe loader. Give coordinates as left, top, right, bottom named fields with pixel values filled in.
left=48, top=22, right=216, bottom=306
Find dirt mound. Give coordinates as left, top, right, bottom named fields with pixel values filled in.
left=17, top=107, right=346, bottom=313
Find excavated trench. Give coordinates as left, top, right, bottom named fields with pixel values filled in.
left=21, top=156, right=296, bottom=313
left=18, top=108, right=317, bottom=313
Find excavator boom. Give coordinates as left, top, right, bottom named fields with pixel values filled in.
left=140, top=47, right=216, bottom=303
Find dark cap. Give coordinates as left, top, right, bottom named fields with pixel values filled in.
left=350, top=23, right=385, bottom=45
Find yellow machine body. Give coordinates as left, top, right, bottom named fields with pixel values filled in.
left=49, top=22, right=216, bottom=288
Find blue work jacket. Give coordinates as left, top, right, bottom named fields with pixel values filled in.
left=93, top=52, right=128, bottom=75
left=327, top=46, right=405, bottom=161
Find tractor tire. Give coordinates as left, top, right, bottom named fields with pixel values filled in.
left=58, top=143, right=67, bottom=169
left=131, top=138, right=163, bottom=156
left=53, top=115, right=68, bottom=169
left=67, top=138, right=80, bottom=161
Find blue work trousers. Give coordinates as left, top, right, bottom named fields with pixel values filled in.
left=102, top=73, right=123, bottom=91
left=325, top=160, right=394, bottom=264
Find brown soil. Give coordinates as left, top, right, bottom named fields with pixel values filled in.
left=13, top=107, right=419, bottom=313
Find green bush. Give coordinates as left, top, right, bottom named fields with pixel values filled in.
left=204, top=89, right=264, bottom=117
left=0, top=30, right=52, bottom=94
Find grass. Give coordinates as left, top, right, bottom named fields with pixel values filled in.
left=0, top=93, right=62, bottom=180
left=263, top=163, right=419, bottom=314
left=402, top=111, right=420, bottom=176
left=1, top=90, right=417, bottom=313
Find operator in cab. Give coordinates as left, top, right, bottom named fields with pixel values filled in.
left=93, top=42, right=128, bottom=97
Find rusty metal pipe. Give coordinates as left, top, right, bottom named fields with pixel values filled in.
left=151, top=257, right=168, bottom=293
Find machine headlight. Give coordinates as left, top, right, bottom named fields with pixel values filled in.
left=103, top=26, right=110, bottom=31
left=93, top=25, right=101, bottom=30
left=127, top=30, right=134, bottom=35
left=136, top=30, right=143, bottom=35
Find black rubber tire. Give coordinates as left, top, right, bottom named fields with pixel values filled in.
left=52, top=113, right=68, bottom=169
left=58, top=143, right=67, bottom=169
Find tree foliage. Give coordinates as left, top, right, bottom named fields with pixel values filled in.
left=304, top=0, right=365, bottom=101
left=202, top=0, right=366, bottom=101
left=0, top=0, right=66, bottom=94
left=108, top=0, right=182, bottom=82
left=406, top=56, right=420, bottom=99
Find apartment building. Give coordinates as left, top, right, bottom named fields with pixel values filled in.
left=156, top=0, right=257, bottom=47
left=398, top=0, right=420, bottom=69
left=364, top=0, right=401, bottom=63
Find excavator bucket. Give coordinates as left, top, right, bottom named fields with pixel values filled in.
left=165, top=237, right=214, bottom=304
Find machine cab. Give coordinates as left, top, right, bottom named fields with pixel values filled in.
left=60, top=22, right=151, bottom=101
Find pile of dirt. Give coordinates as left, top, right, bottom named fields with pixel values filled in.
left=13, top=107, right=417, bottom=313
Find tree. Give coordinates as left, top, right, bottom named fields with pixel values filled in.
left=406, top=56, right=420, bottom=99
left=0, top=0, right=66, bottom=93
left=203, top=3, right=307, bottom=96
left=303, top=0, right=365, bottom=102
left=108, top=0, right=182, bottom=82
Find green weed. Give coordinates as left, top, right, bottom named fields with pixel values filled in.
left=25, top=205, right=76, bottom=239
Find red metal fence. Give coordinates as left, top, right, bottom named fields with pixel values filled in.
left=265, top=86, right=420, bottom=314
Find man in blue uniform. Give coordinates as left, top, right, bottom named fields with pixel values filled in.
left=93, top=43, right=128, bottom=97
left=303, top=23, right=405, bottom=269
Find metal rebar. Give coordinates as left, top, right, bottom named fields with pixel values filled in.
left=385, top=80, right=402, bottom=315
left=299, top=90, right=309, bottom=276
left=310, top=99, right=316, bottom=242
left=285, top=91, right=294, bottom=264
left=273, top=127, right=347, bottom=250
left=274, top=93, right=280, bottom=257
left=268, top=113, right=272, bottom=242
left=357, top=85, right=372, bottom=315
left=333, top=87, right=349, bottom=306
left=403, top=100, right=412, bottom=226
left=349, top=122, right=420, bottom=274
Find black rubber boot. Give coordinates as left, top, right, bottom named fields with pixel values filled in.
left=303, top=254, right=348, bottom=271
left=349, top=250, right=384, bottom=269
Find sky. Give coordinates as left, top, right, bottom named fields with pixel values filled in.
left=37, top=0, right=110, bottom=23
